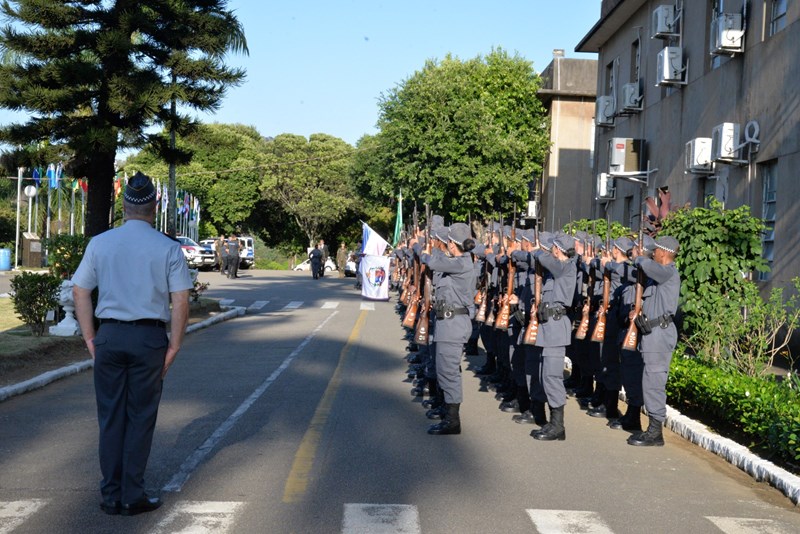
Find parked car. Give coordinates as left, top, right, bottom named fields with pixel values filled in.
left=344, top=259, right=357, bottom=277
left=199, top=236, right=255, bottom=270
left=293, top=257, right=336, bottom=272
left=177, top=236, right=215, bottom=269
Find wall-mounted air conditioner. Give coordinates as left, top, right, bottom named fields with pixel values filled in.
left=597, top=173, right=615, bottom=199
left=652, top=5, right=676, bottom=38
left=711, top=123, right=740, bottom=162
left=711, top=13, right=744, bottom=54
left=596, top=95, right=615, bottom=126
left=621, top=83, right=642, bottom=111
left=608, top=138, right=644, bottom=174
left=685, top=138, right=713, bottom=173
left=656, top=47, right=684, bottom=85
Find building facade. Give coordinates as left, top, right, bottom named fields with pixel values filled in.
left=576, top=0, right=798, bottom=289
left=537, top=52, right=598, bottom=232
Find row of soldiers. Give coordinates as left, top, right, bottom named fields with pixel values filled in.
left=391, top=216, right=681, bottom=446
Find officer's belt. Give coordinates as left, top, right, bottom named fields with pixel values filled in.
left=635, top=313, right=674, bottom=335
left=435, top=305, right=470, bottom=320
left=100, top=318, right=167, bottom=329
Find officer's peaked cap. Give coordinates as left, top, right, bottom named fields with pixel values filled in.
left=124, top=172, right=157, bottom=205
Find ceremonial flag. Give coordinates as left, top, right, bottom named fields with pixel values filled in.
left=392, top=190, right=403, bottom=246
left=360, top=254, right=390, bottom=300
left=32, top=168, right=40, bottom=186
left=47, top=164, right=56, bottom=188
left=361, top=221, right=389, bottom=257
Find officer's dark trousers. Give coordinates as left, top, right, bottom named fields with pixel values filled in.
left=642, top=351, right=672, bottom=422
left=599, top=319, right=622, bottom=391
left=229, top=257, right=239, bottom=278
left=436, top=341, right=463, bottom=404
left=94, top=323, right=166, bottom=504
left=620, top=348, right=644, bottom=406
left=479, top=323, right=495, bottom=354
left=524, top=344, right=547, bottom=403
left=509, top=319, right=526, bottom=386
left=539, top=346, right=567, bottom=408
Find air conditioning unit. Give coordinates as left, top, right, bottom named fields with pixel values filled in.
left=596, top=95, right=615, bottom=126
left=608, top=138, right=644, bottom=173
left=597, top=173, right=615, bottom=199
left=711, top=13, right=744, bottom=54
left=652, top=5, right=676, bottom=38
left=527, top=200, right=539, bottom=219
left=711, top=123, right=740, bottom=162
left=622, top=83, right=642, bottom=111
left=685, top=138, right=713, bottom=173
left=657, top=47, right=684, bottom=85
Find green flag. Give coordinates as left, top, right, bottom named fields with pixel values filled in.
left=392, top=190, right=403, bottom=246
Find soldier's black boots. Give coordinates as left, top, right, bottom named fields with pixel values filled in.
left=627, top=416, right=664, bottom=446
left=464, top=338, right=479, bottom=356
left=608, top=403, right=642, bottom=431
left=587, top=389, right=621, bottom=418
left=428, top=403, right=461, bottom=435
left=531, top=400, right=548, bottom=426
left=533, top=405, right=565, bottom=441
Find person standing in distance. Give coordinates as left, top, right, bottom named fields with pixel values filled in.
left=309, top=243, right=323, bottom=280
left=336, top=242, right=348, bottom=278
left=226, top=233, right=240, bottom=279
left=72, top=172, right=193, bottom=516
left=318, top=239, right=330, bottom=278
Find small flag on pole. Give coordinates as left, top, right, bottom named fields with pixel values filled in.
left=392, top=189, right=403, bottom=246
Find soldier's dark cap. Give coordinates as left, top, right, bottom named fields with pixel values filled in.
left=521, top=229, right=535, bottom=243
left=642, top=235, right=656, bottom=252
left=655, top=236, right=680, bottom=254
left=614, top=237, right=635, bottom=253
left=472, top=243, right=487, bottom=257
left=539, top=231, right=554, bottom=250
left=431, top=214, right=445, bottom=228
left=124, top=172, right=156, bottom=205
left=554, top=235, right=575, bottom=253
left=575, top=230, right=589, bottom=241
left=434, top=225, right=450, bottom=242
left=448, top=223, right=470, bottom=245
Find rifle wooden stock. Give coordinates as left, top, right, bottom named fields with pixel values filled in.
left=622, top=267, right=645, bottom=350
left=590, top=268, right=611, bottom=342
left=475, top=288, right=489, bottom=322
left=402, top=296, right=418, bottom=328
left=523, top=262, right=542, bottom=345
left=575, top=265, right=595, bottom=340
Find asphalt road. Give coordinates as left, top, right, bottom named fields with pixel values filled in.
left=0, top=269, right=798, bottom=533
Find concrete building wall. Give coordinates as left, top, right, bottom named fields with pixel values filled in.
left=578, top=0, right=800, bottom=290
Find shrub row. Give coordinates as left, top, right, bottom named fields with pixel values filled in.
left=667, top=354, right=800, bottom=464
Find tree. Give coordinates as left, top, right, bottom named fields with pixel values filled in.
left=0, top=1, right=246, bottom=237
left=261, top=134, right=356, bottom=247
left=352, top=48, right=549, bottom=221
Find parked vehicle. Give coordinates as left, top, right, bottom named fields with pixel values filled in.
left=344, top=259, right=357, bottom=277
left=293, top=257, right=336, bottom=272
left=199, top=236, right=255, bottom=270
left=178, top=236, right=215, bottom=269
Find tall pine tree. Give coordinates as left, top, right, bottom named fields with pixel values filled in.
left=0, top=1, right=247, bottom=236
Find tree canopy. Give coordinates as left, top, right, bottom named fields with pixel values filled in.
left=352, top=48, right=549, bottom=221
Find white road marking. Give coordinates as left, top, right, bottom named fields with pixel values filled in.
left=163, top=311, right=338, bottom=492
left=219, top=299, right=235, bottom=307
left=247, top=300, right=269, bottom=311
left=0, top=500, right=48, bottom=534
left=342, top=504, right=420, bottom=534
left=321, top=301, right=340, bottom=309
left=706, top=516, right=791, bottom=533
left=283, top=301, right=303, bottom=310
left=152, top=501, right=244, bottom=534
left=527, top=509, right=615, bottom=534
left=359, top=302, right=375, bottom=311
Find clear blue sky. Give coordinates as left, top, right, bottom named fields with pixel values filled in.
left=194, top=0, right=601, bottom=145
left=0, top=0, right=602, bottom=148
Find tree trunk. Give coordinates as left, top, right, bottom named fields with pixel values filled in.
left=83, top=150, right=117, bottom=237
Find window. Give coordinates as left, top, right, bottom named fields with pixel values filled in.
left=759, top=161, right=777, bottom=281
left=630, top=39, right=640, bottom=83
left=770, top=0, right=788, bottom=35
left=605, top=61, right=614, bottom=94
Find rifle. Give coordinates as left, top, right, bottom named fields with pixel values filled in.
left=590, top=216, right=612, bottom=342
left=401, top=205, right=420, bottom=324
left=494, top=209, right=516, bottom=331
left=475, top=218, right=493, bottom=322
left=522, top=220, right=541, bottom=345
left=623, top=197, right=647, bottom=350
left=414, top=203, right=432, bottom=344
left=485, top=213, right=502, bottom=326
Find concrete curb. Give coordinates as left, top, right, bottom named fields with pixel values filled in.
left=618, top=391, right=800, bottom=505
left=0, top=306, right=247, bottom=403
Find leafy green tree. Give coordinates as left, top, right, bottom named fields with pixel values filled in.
left=0, top=1, right=246, bottom=237
left=352, top=48, right=549, bottom=221
left=261, top=134, right=356, bottom=247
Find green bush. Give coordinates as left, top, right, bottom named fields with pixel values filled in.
left=255, top=245, right=291, bottom=270
left=668, top=354, right=800, bottom=463
left=10, top=271, right=62, bottom=336
left=44, top=233, right=90, bottom=279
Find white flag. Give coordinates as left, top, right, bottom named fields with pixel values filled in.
left=360, top=254, right=390, bottom=300
left=361, top=222, right=389, bottom=257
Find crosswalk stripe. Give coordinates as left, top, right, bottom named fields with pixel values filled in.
left=321, top=301, right=340, bottom=309
left=247, top=300, right=269, bottom=311
left=219, top=298, right=235, bottom=307
left=342, top=504, right=420, bottom=534
left=283, top=301, right=303, bottom=310
left=705, top=516, right=789, bottom=533
left=359, top=302, right=375, bottom=311
left=0, top=500, right=48, bottom=534
left=151, top=501, right=244, bottom=534
left=527, top=509, right=615, bottom=534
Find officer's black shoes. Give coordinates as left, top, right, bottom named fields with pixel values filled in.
left=608, top=405, right=643, bottom=431
left=410, top=382, right=429, bottom=397
left=531, top=401, right=548, bottom=426
left=100, top=500, right=121, bottom=515
left=499, top=398, right=519, bottom=413
left=406, top=353, right=422, bottom=364
left=426, top=405, right=445, bottom=420
left=604, top=390, right=621, bottom=419
left=627, top=416, right=664, bottom=446
left=428, top=403, right=461, bottom=435
left=512, top=410, right=537, bottom=424
left=533, top=405, right=566, bottom=441
left=120, top=495, right=162, bottom=516
left=577, top=397, right=591, bottom=409
left=587, top=404, right=607, bottom=418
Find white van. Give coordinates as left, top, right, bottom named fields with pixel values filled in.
left=238, top=236, right=255, bottom=269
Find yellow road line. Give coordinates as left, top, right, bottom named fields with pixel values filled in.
left=282, top=310, right=368, bottom=503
